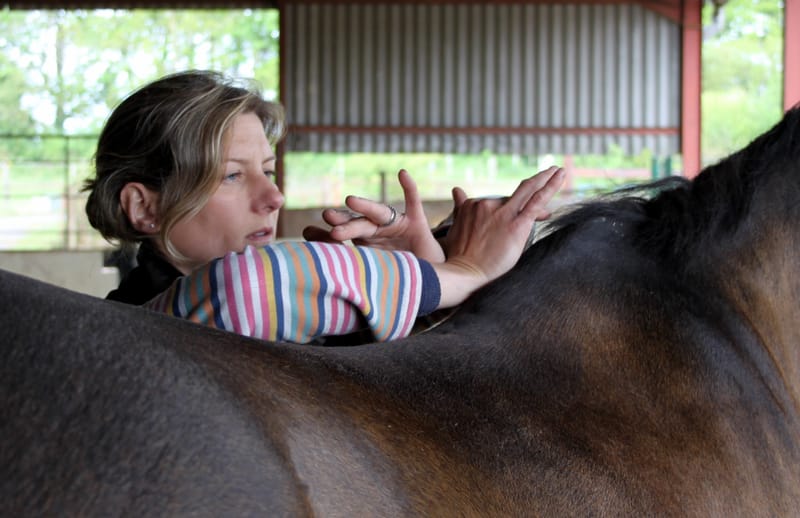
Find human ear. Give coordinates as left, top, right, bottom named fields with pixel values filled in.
left=120, top=183, right=160, bottom=234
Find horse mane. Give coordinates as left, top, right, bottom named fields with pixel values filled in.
left=539, top=105, right=800, bottom=269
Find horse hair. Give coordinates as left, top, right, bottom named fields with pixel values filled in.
left=541, top=104, right=800, bottom=268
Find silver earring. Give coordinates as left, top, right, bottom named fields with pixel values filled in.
left=149, top=223, right=155, bottom=229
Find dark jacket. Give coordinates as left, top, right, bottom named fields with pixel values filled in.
left=106, top=242, right=182, bottom=305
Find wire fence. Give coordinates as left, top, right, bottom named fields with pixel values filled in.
left=0, top=134, right=107, bottom=251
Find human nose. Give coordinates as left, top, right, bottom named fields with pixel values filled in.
left=253, top=174, right=284, bottom=212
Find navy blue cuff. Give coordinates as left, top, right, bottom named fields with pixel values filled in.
left=417, top=259, right=440, bottom=316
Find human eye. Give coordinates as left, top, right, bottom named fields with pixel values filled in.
left=263, top=169, right=276, bottom=181
left=223, top=171, right=243, bottom=183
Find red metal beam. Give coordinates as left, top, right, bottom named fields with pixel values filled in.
left=785, top=0, right=800, bottom=111
left=681, top=0, right=702, bottom=178
left=277, top=1, right=288, bottom=238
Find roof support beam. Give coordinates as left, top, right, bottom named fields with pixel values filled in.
left=784, top=0, right=800, bottom=111
left=681, top=0, right=702, bottom=178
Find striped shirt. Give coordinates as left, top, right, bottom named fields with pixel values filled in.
left=145, top=242, right=440, bottom=344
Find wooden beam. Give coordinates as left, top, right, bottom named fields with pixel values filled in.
left=785, top=0, right=800, bottom=111
left=681, top=0, right=702, bottom=178
left=277, top=0, right=287, bottom=238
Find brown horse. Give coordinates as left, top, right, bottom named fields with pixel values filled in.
left=3, top=108, right=800, bottom=516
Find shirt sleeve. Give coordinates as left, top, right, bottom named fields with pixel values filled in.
left=144, top=242, right=440, bottom=344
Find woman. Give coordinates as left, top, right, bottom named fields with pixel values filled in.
left=84, top=70, right=564, bottom=344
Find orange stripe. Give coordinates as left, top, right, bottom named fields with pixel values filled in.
left=353, top=246, right=370, bottom=315
left=373, top=250, right=393, bottom=338
left=284, top=243, right=318, bottom=339
left=258, top=248, right=280, bottom=341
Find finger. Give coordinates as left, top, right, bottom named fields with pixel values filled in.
left=450, top=187, right=468, bottom=221
left=504, top=166, right=561, bottom=210
left=397, top=169, right=424, bottom=219
left=303, top=225, right=338, bottom=243
left=321, top=207, right=361, bottom=227
left=345, top=196, right=397, bottom=227
left=329, top=217, right=381, bottom=241
left=451, top=187, right=468, bottom=207
left=516, top=167, right=566, bottom=219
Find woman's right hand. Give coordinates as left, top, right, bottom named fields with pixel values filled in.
left=432, top=166, right=565, bottom=308
left=303, top=169, right=446, bottom=262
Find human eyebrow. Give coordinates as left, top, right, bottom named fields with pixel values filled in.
left=223, top=155, right=276, bottom=167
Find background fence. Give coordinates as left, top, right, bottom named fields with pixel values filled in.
left=0, top=134, right=106, bottom=250
left=0, top=133, right=661, bottom=251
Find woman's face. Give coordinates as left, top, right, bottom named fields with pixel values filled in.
left=168, top=112, right=284, bottom=274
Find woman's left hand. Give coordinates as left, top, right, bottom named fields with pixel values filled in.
left=303, top=169, right=446, bottom=262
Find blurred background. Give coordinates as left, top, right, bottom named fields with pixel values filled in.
left=0, top=0, right=787, bottom=295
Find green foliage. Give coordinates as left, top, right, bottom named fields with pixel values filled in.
left=0, top=8, right=280, bottom=249
left=0, top=9, right=279, bottom=135
left=283, top=152, right=523, bottom=207
left=701, top=0, right=783, bottom=163
left=283, top=150, right=651, bottom=208
left=570, top=144, right=653, bottom=169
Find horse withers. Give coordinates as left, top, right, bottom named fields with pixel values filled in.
left=3, top=108, right=800, bottom=515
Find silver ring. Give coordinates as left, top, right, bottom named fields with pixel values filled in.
left=379, top=205, right=397, bottom=227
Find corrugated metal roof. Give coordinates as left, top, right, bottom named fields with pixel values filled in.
left=282, top=2, right=681, bottom=155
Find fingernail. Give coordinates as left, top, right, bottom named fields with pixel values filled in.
left=334, top=208, right=362, bottom=218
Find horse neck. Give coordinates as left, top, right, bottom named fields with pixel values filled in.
left=701, top=201, right=800, bottom=413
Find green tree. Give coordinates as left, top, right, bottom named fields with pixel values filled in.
left=0, top=9, right=280, bottom=136
left=702, top=0, right=783, bottom=164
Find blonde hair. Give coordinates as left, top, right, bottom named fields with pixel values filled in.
left=83, top=70, right=285, bottom=261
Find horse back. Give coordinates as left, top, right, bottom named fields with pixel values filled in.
left=0, top=269, right=505, bottom=515
left=483, top=217, right=800, bottom=515
left=1, top=269, right=314, bottom=515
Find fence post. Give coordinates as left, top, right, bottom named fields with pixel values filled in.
left=63, top=135, right=71, bottom=249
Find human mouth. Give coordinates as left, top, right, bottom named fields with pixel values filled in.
left=247, top=228, right=274, bottom=245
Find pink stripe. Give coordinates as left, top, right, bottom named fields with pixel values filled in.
left=402, top=254, right=421, bottom=337
left=393, top=254, right=408, bottom=337
left=318, top=244, right=342, bottom=334
left=333, top=245, right=358, bottom=331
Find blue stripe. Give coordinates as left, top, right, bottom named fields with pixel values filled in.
left=170, top=278, right=183, bottom=316
left=193, top=268, right=208, bottom=323
left=416, top=259, right=439, bottom=315
left=208, top=261, right=225, bottom=329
